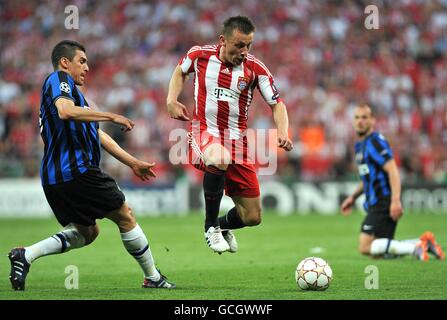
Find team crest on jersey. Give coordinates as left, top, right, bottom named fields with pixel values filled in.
left=60, top=82, right=70, bottom=94
left=237, top=76, right=250, bottom=91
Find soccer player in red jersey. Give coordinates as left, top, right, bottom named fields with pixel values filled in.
left=167, top=16, right=293, bottom=253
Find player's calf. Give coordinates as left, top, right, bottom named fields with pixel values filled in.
left=236, top=201, right=262, bottom=227
left=239, top=208, right=262, bottom=226
left=242, top=215, right=262, bottom=226
left=107, top=202, right=136, bottom=232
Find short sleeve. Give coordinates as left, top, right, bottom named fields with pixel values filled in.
left=254, top=60, right=282, bottom=105
left=178, top=46, right=203, bottom=74
left=47, top=71, right=75, bottom=103
left=368, top=134, right=394, bottom=166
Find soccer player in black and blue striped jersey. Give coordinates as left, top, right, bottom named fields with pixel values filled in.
left=341, top=104, right=444, bottom=261
left=8, top=40, right=175, bottom=290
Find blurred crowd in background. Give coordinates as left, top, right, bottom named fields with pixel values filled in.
left=1, top=0, right=446, bottom=187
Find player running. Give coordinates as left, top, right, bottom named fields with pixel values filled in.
left=340, top=103, right=444, bottom=261
left=8, top=40, right=175, bottom=290
left=167, top=16, right=293, bottom=254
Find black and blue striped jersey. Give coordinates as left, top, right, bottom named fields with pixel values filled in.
left=354, top=131, right=394, bottom=210
left=39, top=70, right=101, bottom=185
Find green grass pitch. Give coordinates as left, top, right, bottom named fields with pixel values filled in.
left=0, top=212, right=445, bottom=300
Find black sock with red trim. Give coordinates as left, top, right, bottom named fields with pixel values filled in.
left=218, top=207, right=246, bottom=234
left=203, top=165, right=225, bottom=232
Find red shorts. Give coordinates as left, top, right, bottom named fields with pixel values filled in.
left=188, top=132, right=260, bottom=198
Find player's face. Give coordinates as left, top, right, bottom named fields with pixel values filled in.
left=66, top=50, right=89, bottom=86
left=220, top=29, right=254, bottom=66
left=354, top=106, right=375, bottom=137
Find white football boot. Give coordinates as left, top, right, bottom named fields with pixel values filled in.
left=223, top=230, right=238, bottom=253
left=204, top=226, right=230, bottom=253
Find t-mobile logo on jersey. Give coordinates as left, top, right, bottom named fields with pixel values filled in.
left=213, top=87, right=238, bottom=103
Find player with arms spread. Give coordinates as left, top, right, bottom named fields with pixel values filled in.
left=167, top=16, right=293, bottom=253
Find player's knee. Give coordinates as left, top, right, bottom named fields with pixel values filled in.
left=204, top=145, right=231, bottom=170
left=245, top=216, right=261, bottom=226
left=84, top=225, right=100, bottom=246
left=71, top=223, right=99, bottom=246
left=215, top=163, right=229, bottom=171
left=359, top=244, right=371, bottom=256
left=206, top=160, right=228, bottom=171
left=243, top=208, right=262, bottom=226
left=106, top=202, right=137, bottom=232
left=116, top=204, right=137, bottom=232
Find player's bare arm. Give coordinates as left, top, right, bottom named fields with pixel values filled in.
left=166, top=65, right=190, bottom=121
left=341, top=181, right=364, bottom=215
left=98, top=129, right=156, bottom=181
left=383, top=159, right=403, bottom=221
left=55, top=97, right=134, bottom=131
left=271, top=102, right=293, bottom=151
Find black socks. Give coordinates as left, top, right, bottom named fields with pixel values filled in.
left=203, top=166, right=225, bottom=231
left=219, top=207, right=246, bottom=232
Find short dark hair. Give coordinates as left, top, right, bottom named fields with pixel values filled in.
left=51, top=40, right=85, bottom=70
left=222, top=15, right=256, bottom=37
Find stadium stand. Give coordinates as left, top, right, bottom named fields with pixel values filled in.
left=1, top=0, right=446, bottom=186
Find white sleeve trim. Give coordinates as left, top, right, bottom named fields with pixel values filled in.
left=180, top=56, right=193, bottom=74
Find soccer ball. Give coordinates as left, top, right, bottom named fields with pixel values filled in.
left=295, top=257, right=333, bottom=291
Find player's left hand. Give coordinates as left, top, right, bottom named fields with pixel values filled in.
left=390, top=199, right=403, bottom=221
left=277, top=135, right=293, bottom=151
left=131, top=160, right=157, bottom=181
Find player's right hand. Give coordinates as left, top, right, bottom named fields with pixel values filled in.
left=131, top=160, right=157, bottom=181
left=390, top=199, right=403, bottom=221
left=167, top=101, right=190, bottom=121
left=340, top=196, right=355, bottom=215
left=277, top=135, right=293, bottom=151
left=112, top=114, right=135, bottom=132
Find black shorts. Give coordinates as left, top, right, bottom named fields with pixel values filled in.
left=361, top=203, right=397, bottom=239
left=43, top=167, right=125, bottom=227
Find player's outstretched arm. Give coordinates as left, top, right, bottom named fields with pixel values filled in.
left=166, top=65, right=190, bottom=121
left=55, top=97, right=134, bottom=131
left=383, top=159, right=403, bottom=221
left=98, top=129, right=156, bottom=180
left=341, top=181, right=364, bottom=215
left=271, top=102, right=293, bottom=151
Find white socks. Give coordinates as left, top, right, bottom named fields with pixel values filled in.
left=23, top=223, right=162, bottom=282
left=120, top=224, right=160, bottom=281
left=24, top=225, right=86, bottom=263
left=370, top=238, right=416, bottom=256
